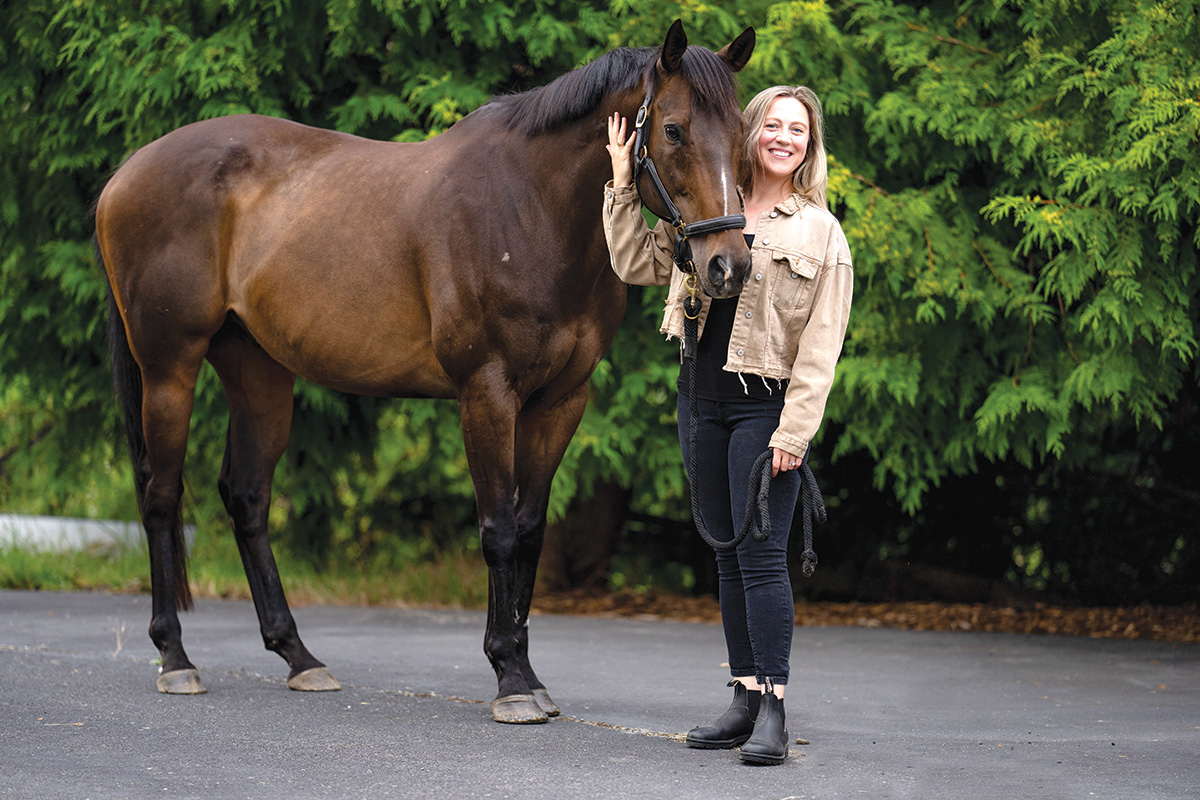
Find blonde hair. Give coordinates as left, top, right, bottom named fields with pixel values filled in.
left=742, top=86, right=828, bottom=209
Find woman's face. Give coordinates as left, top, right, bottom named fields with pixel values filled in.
left=755, top=96, right=810, bottom=185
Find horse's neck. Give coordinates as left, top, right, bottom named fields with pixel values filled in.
left=562, top=93, right=646, bottom=194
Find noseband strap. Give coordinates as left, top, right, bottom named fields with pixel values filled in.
left=631, top=88, right=745, bottom=277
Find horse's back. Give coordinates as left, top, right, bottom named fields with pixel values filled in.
left=97, top=114, right=356, bottom=278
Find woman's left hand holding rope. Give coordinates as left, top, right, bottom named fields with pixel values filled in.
left=770, top=447, right=802, bottom=478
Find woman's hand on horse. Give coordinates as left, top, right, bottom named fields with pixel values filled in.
left=606, top=113, right=634, bottom=187
left=771, top=447, right=802, bottom=478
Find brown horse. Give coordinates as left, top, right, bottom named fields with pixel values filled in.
left=95, top=21, right=754, bottom=724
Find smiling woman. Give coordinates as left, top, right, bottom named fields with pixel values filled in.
left=603, top=82, right=852, bottom=765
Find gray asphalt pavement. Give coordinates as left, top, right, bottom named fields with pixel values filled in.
left=1, top=589, right=1196, bottom=799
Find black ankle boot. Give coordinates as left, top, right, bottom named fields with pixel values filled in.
left=686, top=681, right=762, bottom=749
left=739, top=690, right=788, bottom=765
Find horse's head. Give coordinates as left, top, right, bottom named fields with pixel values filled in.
left=635, top=21, right=755, bottom=300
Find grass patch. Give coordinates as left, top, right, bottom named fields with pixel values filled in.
left=0, top=544, right=150, bottom=594
left=188, top=545, right=491, bottom=609
left=1, top=533, right=490, bottom=610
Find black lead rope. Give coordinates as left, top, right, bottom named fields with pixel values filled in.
left=682, top=295, right=823, bottom=577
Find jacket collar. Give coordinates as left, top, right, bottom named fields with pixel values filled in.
left=776, top=192, right=805, bottom=217
left=737, top=189, right=809, bottom=219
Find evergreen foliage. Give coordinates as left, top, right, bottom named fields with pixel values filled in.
left=2, top=0, right=1196, bottom=602
left=814, top=0, right=1200, bottom=512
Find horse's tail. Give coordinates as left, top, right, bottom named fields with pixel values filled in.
left=98, top=236, right=193, bottom=611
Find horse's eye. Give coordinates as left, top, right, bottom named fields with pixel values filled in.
left=664, top=124, right=682, bottom=143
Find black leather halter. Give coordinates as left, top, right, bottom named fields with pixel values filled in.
left=631, top=85, right=746, bottom=282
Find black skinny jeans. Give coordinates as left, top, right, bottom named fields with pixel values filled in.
left=677, top=392, right=802, bottom=685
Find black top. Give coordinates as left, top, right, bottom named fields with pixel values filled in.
left=678, top=234, right=788, bottom=401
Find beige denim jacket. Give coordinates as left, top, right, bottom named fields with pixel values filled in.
left=602, top=181, right=853, bottom=458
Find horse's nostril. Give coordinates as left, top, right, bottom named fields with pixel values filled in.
left=737, top=252, right=752, bottom=284
left=709, top=255, right=730, bottom=288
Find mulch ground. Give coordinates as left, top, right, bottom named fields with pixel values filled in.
left=532, top=589, right=1199, bottom=643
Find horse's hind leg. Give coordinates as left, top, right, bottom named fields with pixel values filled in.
left=511, top=383, right=591, bottom=718
left=208, top=332, right=339, bottom=691
left=138, top=349, right=209, bottom=695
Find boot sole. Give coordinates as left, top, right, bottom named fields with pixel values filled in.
left=686, top=733, right=752, bottom=750
left=738, top=748, right=788, bottom=765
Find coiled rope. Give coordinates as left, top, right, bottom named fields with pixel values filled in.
left=682, top=296, right=823, bottom=576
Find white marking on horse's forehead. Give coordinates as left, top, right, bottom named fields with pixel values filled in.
left=721, top=169, right=730, bottom=216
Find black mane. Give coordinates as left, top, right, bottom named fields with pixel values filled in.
left=497, top=45, right=741, bottom=136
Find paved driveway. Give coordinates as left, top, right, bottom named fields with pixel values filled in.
left=1, top=590, right=1196, bottom=799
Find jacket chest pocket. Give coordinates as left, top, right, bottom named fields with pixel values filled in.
left=767, top=247, right=820, bottom=310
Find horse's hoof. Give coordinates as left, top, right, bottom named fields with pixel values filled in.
left=287, top=666, right=341, bottom=692
left=532, top=687, right=560, bottom=717
left=156, top=668, right=206, bottom=695
left=491, top=694, right=549, bottom=724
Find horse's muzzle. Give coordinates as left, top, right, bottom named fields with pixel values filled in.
left=704, top=251, right=751, bottom=299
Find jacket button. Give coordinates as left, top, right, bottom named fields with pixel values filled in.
left=762, top=237, right=770, bottom=245
left=770, top=211, right=778, bottom=218
left=755, top=273, right=763, bottom=280
left=737, top=348, right=744, bottom=356
left=791, top=272, right=799, bottom=279
left=745, top=311, right=753, bottom=319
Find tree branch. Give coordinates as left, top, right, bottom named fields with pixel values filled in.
left=905, top=22, right=1000, bottom=57
left=973, top=241, right=1010, bottom=288
left=851, top=173, right=889, bottom=195
left=1057, top=295, right=1084, bottom=364
left=0, top=422, right=55, bottom=479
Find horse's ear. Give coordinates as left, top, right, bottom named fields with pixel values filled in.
left=660, top=19, right=687, bottom=74
left=717, top=27, right=755, bottom=73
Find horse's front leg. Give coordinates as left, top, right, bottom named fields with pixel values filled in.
left=459, top=375, right=547, bottom=723
left=511, top=383, right=592, bottom=718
